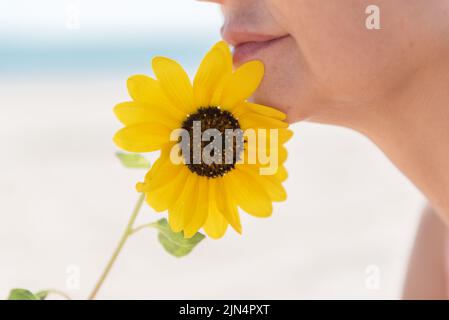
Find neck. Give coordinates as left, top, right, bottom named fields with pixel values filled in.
left=351, top=58, right=449, bottom=222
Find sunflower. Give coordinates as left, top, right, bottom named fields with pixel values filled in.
left=113, top=41, right=292, bottom=239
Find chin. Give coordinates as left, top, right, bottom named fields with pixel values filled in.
left=247, top=38, right=313, bottom=122
left=251, top=66, right=310, bottom=123
left=252, top=83, right=298, bottom=123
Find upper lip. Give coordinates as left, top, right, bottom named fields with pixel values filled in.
left=221, top=25, right=285, bottom=48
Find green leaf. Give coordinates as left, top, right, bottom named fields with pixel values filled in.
left=116, top=152, right=150, bottom=169
left=8, top=289, right=45, bottom=300
left=35, top=291, right=49, bottom=300
left=154, top=218, right=205, bottom=258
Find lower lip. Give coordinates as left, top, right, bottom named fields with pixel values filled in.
left=232, top=35, right=289, bottom=65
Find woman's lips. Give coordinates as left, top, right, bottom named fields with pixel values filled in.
left=232, top=35, right=289, bottom=65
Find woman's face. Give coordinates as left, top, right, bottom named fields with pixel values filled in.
left=211, top=0, right=449, bottom=123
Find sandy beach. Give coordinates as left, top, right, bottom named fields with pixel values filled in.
left=0, top=76, right=425, bottom=299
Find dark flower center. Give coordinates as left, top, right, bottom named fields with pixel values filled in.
left=180, top=106, right=243, bottom=178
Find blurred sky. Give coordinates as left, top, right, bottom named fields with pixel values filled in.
left=0, top=0, right=223, bottom=74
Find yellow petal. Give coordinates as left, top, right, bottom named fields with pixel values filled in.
left=203, top=180, right=228, bottom=239
left=114, top=101, right=178, bottom=128
left=152, top=57, right=195, bottom=114
left=215, top=177, right=242, bottom=234
left=168, top=173, right=198, bottom=232
left=193, top=45, right=232, bottom=107
left=226, top=169, right=273, bottom=217
left=244, top=137, right=288, bottom=166
left=239, top=112, right=289, bottom=130
left=146, top=152, right=183, bottom=190
left=126, top=75, right=183, bottom=120
left=279, top=146, right=288, bottom=164
left=145, top=165, right=189, bottom=212
left=274, top=165, right=288, bottom=182
left=184, top=177, right=209, bottom=238
left=279, top=128, right=294, bottom=143
left=138, top=153, right=167, bottom=192
left=113, top=123, right=171, bottom=153
left=233, top=102, right=286, bottom=120
left=210, top=73, right=230, bottom=107
left=212, top=41, right=232, bottom=74
left=216, top=60, right=264, bottom=111
left=240, top=164, right=287, bottom=202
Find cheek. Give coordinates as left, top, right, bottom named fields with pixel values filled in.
left=271, top=0, right=415, bottom=101
left=296, top=2, right=384, bottom=92
left=252, top=37, right=330, bottom=122
left=259, top=0, right=425, bottom=122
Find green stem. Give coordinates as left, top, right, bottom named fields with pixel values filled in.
left=39, top=289, right=72, bottom=300
left=87, top=193, right=145, bottom=300
left=130, top=222, right=158, bottom=235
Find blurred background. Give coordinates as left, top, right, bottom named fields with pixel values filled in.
left=0, top=0, right=425, bottom=299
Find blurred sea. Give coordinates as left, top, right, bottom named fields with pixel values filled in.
left=0, top=33, right=215, bottom=77
left=0, top=0, right=222, bottom=77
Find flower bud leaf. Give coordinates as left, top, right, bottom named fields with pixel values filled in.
left=8, top=288, right=47, bottom=300
left=116, top=152, right=150, bottom=169
left=154, top=218, right=205, bottom=257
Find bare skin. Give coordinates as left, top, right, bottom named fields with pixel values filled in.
left=203, top=0, right=449, bottom=298
left=402, top=206, right=448, bottom=299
